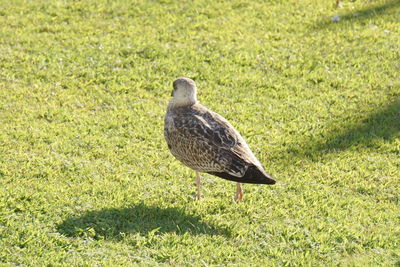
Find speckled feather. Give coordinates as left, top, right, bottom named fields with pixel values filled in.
left=164, top=92, right=276, bottom=185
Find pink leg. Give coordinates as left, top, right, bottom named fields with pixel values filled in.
left=235, top=183, right=244, bottom=203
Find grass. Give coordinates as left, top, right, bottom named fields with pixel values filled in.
left=0, top=0, right=399, bottom=265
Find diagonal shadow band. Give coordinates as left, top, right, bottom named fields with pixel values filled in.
left=314, top=0, right=400, bottom=30
left=284, top=99, right=399, bottom=160
left=316, top=99, right=400, bottom=153
left=57, top=203, right=231, bottom=240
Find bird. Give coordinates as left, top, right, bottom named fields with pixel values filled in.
left=164, top=77, right=276, bottom=202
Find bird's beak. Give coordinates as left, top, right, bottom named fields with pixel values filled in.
left=171, top=90, right=174, bottom=97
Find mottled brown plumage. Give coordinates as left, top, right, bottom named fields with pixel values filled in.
left=164, top=77, right=275, bottom=201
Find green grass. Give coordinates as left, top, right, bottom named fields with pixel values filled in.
left=1, top=0, right=399, bottom=265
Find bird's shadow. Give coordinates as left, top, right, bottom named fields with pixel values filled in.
left=57, top=203, right=231, bottom=240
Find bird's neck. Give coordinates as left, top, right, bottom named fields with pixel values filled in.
left=169, top=94, right=198, bottom=108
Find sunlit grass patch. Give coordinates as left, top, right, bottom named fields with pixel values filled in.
left=0, top=0, right=399, bottom=265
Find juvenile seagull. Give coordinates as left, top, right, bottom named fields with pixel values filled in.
left=164, top=77, right=276, bottom=202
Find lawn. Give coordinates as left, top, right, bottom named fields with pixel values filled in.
left=0, top=0, right=399, bottom=265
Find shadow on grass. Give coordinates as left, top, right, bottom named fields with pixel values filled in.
left=317, top=100, right=400, bottom=153
left=57, top=203, right=231, bottom=240
left=315, top=0, right=400, bottom=29
left=285, top=100, right=400, bottom=159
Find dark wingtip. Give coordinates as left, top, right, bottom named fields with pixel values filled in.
left=208, top=165, right=277, bottom=185
left=246, top=165, right=276, bottom=185
left=264, top=177, right=276, bottom=185
left=263, top=171, right=276, bottom=185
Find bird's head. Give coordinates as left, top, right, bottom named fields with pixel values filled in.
left=170, top=77, right=198, bottom=107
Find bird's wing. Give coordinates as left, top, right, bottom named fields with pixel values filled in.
left=171, top=105, right=258, bottom=177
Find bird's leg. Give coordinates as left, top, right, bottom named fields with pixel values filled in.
left=235, top=183, right=244, bottom=203
left=195, top=171, right=202, bottom=200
